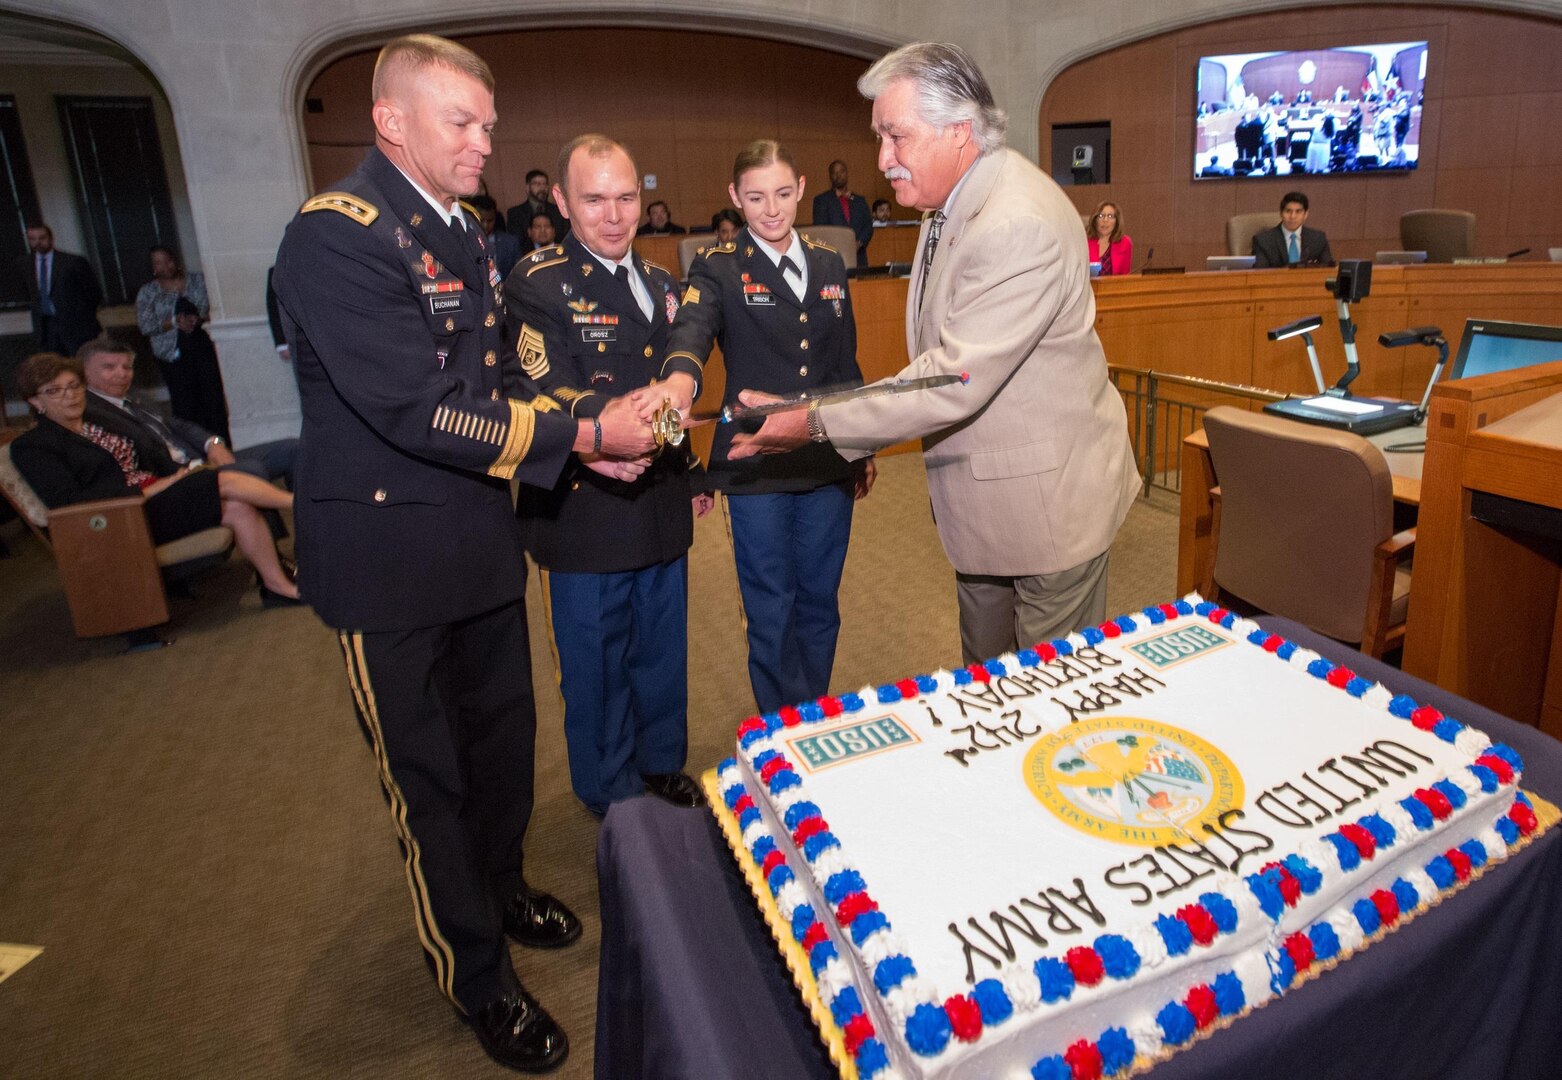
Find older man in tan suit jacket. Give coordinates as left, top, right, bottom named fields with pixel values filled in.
left=731, top=42, right=1139, bottom=663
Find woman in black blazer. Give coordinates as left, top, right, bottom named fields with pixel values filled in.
left=10, top=352, right=299, bottom=603
left=660, top=139, right=874, bottom=713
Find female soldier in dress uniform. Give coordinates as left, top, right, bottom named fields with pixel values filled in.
left=664, top=139, right=875, bottom=713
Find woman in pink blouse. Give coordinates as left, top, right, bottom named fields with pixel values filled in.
left=1086, top=202, right=1133, bottom=277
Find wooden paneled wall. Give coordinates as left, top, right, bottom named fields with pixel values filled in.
left=1040, top=6, right=1562, bottom=269
left=304, top=29, right=923, bottom=236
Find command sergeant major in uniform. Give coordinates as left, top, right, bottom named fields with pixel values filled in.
left=273, top=36, right=654, bottom=1075
left=504, top=134, right=709, bottom=818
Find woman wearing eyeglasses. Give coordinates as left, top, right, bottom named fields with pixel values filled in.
left=1086, top=202, right=1133, bottom=277
left=10, top=351, right=300, bottom=604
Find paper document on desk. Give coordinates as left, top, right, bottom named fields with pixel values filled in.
left=1297, top=396, right=1383, bottom=416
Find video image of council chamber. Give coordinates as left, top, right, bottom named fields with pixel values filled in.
left=1195, top=42, right=1427, bottom=180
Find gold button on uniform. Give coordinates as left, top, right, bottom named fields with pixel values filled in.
left=373, top=488, right=387, bottom=503
left=800, top=365, right=809, bottom=376
left=799, top=312, right=809, bottom=323
left=484, top=350, right=496, bottom=367
left=644, top=346, right=653, bottom=358
left=598, top=343, right=606, bottom=352
left=445, top=317, right=455, bottom=332
left=570, top=481, right=580, bottom=491
left=800, top=339, right=810, bottom=350
left=484, top=313, right=495, bottom=327
left=491, top=389, right=500, bottom=400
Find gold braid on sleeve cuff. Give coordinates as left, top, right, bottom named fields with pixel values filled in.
left=487, top=398, right=536, bottom=479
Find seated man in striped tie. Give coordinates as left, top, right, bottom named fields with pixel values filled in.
left=1251, top=191, right=1334, bottom=268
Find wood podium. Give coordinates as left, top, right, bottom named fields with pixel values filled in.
left=1403, top=359, right=1562, bottom=735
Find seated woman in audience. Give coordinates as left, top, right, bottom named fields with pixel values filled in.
left=710, top=208, right=743, bottom=245
left=1086, top=201, right=1133, bottom=276
left=10, top=352, right=301, bottom=604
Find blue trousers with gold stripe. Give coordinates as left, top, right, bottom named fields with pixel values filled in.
left=544, top=558, right=689, bottom=814
left=338, top=599, right=536, bottom=1013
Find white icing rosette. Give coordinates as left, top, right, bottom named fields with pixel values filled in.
left=1127, top=924, right=1169, bottom=970
left=741, top=819, right=767, bottom=849
left=1066, top=632, right=1089, bottom=652
left=882, top=975, right=940, bottom=1029
left=718, top=763, right=742, bottom=789
left=810, top=846, right=855, bottom=882
left=1378, top=801, right=1419, bottom=842
left=1328, top=906, right=1366, bottom=953
left=1286, top=647, right=1321, bottom=671
left=775, top=880, right=808, bottom=921
left=1403, top=867, right=1437, bottom=911
left=1455, top=727, right=1493, bottom=757
left=928, top=669, right=954, bottom=694
left=1449, top=768, right=1485, bottom=802
left=744, top=735, right=775, bottom=758
left=999, top=962, right=1043, bottom=1013
left=1234, top=950, right=1276, bottom=1008
left=772, top=784, right=809, bottom=815
left=1360, top=683, right=1394, bottom=711
left=1228, top=615, right=1260, bottom=639
left=1227, top=877, right=1267, bottom=927
left=1482, top=823, right=1511, bottom=863
left=858, top=930, right=910, bottom=969
left=815, top=957, right=855, bottom=1003
left=1128, top=1013, right=1165, bottom=1058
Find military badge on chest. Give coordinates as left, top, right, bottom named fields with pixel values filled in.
left=743, top=283, right=774, bottom=307
left=820, top=283, right=844, bottom=318
left=664, top=287, right=679, bottom=324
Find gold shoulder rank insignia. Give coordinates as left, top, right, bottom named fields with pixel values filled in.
left=681, top=285, right=700, bottom=305
left=525, top=256, right=569, bottom=276
left=704, top=243, right=734, bottom=256
left=801, top=233, right=837, bottom=253
left=300, top=191, right=379, bottom=226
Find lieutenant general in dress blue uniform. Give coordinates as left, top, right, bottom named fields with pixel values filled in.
left=504, top=135, right=709, bottom=818
left=665, top=139, right=874, bottom=714
left=273, top=37, right=653, bottom=1074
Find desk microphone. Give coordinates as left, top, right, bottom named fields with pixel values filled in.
left=1135, top=246, right=1155, bottom=274
left=1506, top=248, right=1532, bottom=260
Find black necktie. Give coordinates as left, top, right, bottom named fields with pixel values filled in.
left=779, top=255, right=799, bottom=278
left=918, top=211, right=946, bottom=315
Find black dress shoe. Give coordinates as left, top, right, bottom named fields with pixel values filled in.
left=642, top=771, right=707, bottom=808
left=503, top=889, right=582, bottom=949
left=258, top=582, right=303, bottom=608
left=468, top=989, right=568, bottom=1073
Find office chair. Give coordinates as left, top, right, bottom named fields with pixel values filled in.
left=1201, top=406, right=1414, bottom=658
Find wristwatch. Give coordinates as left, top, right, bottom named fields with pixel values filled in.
left=806, top=400, right=828, bottom=443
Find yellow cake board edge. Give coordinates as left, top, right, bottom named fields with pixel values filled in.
left=704, top=768, right=859, bottom=1080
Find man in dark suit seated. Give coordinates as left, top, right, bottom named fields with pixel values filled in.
left=810, top=159, right=873, bottom=266
left=523, top=210, right=557, bottom=254
left=640, top=200, right=686, bottom=235
left=19, top=224, right=102, bottom=356
left=77, top=336, right=297, bottom=490
left=1251, top=190, right=1333, bottom=268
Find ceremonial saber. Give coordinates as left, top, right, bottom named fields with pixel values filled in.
left=652, top=372, right=969, bottom=447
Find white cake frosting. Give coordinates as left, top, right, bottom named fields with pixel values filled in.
left=716, top=598, right=1537, bottom=1079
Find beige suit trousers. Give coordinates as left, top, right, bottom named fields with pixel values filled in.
left=955, top=549, right=1110, bottom=664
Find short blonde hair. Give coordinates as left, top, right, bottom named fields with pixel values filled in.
left=372, top=34, right=493, bottom=100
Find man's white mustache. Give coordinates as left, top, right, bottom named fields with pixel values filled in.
left=884, top=167, right=911, bottom=181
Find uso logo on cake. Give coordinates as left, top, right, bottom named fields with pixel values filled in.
left=1023, top=718, right=1243, bottom=847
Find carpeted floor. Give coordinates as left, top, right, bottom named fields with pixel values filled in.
left=0, top=453, right=1177, bottom=1078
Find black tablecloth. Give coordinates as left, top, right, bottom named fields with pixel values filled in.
left=595, top=619, right=1562, bottom=1080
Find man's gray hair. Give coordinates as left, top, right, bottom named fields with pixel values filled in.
left=858, top=42, right=1007, bottom=154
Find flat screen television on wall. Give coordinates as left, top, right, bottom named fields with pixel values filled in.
left=1194, top=42, right=1427, bottom=180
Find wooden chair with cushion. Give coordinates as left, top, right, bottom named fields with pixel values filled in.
left=1200, top=406, right=1414, bottom=658
left=0, top=431, right=234, bottom=641
left=799, top=225, right=858, bottom=270
left=1226, top=211, right=1279, bottom=256
left=1399, top=209, right=1475, bottom=263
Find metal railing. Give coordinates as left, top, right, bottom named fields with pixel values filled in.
left=1109, top=365, right=1289, bottom=496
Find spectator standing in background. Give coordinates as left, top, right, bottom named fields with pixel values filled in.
left=810, top=159, right=873, bottom=266
left=19, top=224, right=101, bottom=356
left=505, top=168, right=567, bottom=240
left=1086, top=202, right=1132, bottom=277
left=710, top=208, right=743, bottom=245
left=135, top=246, right=230, bottom=443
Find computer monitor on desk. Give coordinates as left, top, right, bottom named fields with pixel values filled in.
left=1447, top=319, right=1562, bottom=380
